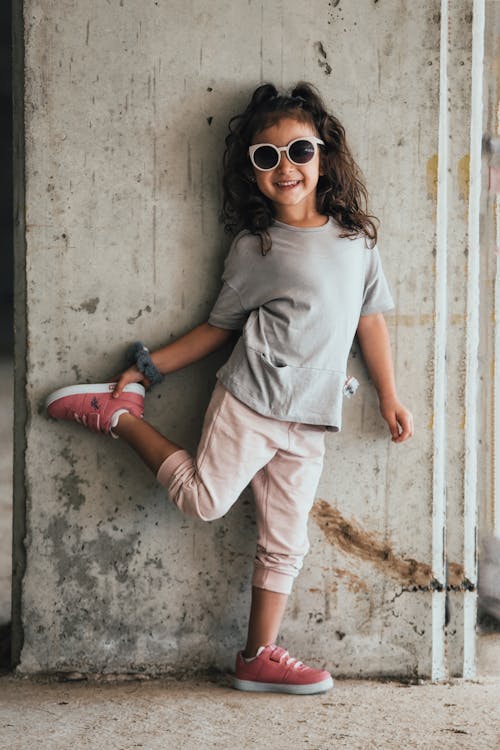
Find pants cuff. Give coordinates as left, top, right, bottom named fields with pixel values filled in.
left=252, top=567, right=294, bottom=595
left=156, top=449, right=192, bottom=487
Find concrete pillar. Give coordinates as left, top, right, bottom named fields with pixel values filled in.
left=13, top=0, right=489, bottom=678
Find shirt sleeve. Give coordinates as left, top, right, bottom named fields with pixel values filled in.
left=208, top=235, right=252, bottom=330
left=208, top=281, right=249, bottom=330
left=360, top=245, right=395, bottom=316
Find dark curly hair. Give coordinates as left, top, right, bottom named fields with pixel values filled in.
left=222, top=81, right=378, bottom=254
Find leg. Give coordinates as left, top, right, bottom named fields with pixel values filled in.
left=45, top=380, right=182, bottom=475
left=243, top=586, right=288, bottom=658
left=233, top=425, right=333, bottom=693
left=250, top=423, right=326, bottom=601
left=156, top=383, right=280, bottom=522
left=240, top=424, right=326, bottom=657
left=114, top=413, right=182, bottom=474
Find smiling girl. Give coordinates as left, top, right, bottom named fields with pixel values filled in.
left=46, top=82, right=413, bottom=694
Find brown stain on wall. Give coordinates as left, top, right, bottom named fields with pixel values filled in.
left=426, top=152, right=469, bottom=213
left=312, top=500, right=469, bottom=590
left=457, top=154, right=470, bottom=205
left=447, top=562, right=465, bottom=588
left=312, top=499, right=434, bottom=586
left=426, top=154, right=438, bottom=204
left=386, top=313, right=465, bottom=327
left=332, top=567, right=368, bottom=593
left=309, top=567, right=367, bottom=595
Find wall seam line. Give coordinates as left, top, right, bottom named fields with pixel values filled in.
left=463, top=0, right=486, bottom=681
left=431, top=0, right=450, bottom=683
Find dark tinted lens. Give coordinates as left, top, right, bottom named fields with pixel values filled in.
left=289, top=140, right=315, bottom=164
left=254, top=145, right=279, bottom=170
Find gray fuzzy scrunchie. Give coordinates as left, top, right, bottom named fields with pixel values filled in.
left=125, top=341, right=164, bottom=388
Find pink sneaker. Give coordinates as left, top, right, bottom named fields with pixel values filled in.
left=46, top=383, right=145, bottom=438
left=233, top=644, right=334, bottom=694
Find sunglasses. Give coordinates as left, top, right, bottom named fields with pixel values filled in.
left=248, top=136, right=325, bottom=172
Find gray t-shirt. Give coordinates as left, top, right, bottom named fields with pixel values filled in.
left=208, top=217, right=394, bottom=431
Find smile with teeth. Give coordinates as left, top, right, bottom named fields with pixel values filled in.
left=275, top=179, right=302, bottom=188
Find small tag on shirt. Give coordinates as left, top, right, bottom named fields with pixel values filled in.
left=343, top=375, right=359, bottom=398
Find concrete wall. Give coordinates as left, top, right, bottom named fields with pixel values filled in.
left=13, top=0, right=487, bottom=678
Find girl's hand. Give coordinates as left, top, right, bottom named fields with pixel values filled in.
left=379, top=396, right=414, bottom=443
left=111, top=366, right=151, bottom=398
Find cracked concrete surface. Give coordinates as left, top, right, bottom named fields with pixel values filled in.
left=0, top=674, right=499, bottom=750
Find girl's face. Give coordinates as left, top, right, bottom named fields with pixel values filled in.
left=250, top=116, right=324, bottom=225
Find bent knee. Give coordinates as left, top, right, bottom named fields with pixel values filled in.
left=193, top=503, right=226, bottom=523
left=163, top=455, right=234, bottom=522
left=171, top=481, right=229, bottom=522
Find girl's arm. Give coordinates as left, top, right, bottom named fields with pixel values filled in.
left=356, top=313, right=413, bottom=443
left=113, top=322, right=235, bottom=397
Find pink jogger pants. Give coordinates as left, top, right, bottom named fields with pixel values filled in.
left=156, top=382, right=326, bottom=594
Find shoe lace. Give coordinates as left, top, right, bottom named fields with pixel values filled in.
left=275, top=647, right=304, bottom=670
left=73, top=412, right=101, bottom=432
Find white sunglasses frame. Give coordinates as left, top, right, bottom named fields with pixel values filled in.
left=248, top=136, right=325, bottom=172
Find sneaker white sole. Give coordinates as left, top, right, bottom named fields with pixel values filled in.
left=232, top=675, right=334, bottom=694
left=46, top=382, right=145, bottom=408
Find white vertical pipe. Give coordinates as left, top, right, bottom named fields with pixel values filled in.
left=494, top=101, right=500, bottom=539
left=463, top=0, right=485, bottom=680
left=431, top=0, right=450, bottom=683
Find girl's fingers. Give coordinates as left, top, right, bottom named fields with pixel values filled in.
left=112, top=376, right=127, bottom=398
left=388, top=416, right=400, bottom=441
left=112, top=368, right=135, bottom=397
left=380, top=401, right=414, bottom=444
left=380, top=406, right=400, bottom=441
left=392, top=411, right=414, bottom=443
left=112, top=369, right=151, bottom=398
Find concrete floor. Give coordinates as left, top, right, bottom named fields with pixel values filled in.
left=0, top=673, right=499, bottom=750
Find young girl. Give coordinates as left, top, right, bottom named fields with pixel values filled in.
left=47, top=82, right=413, bottom=694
